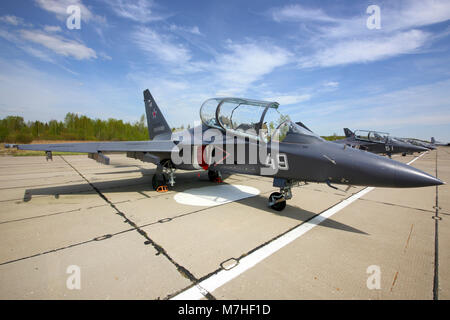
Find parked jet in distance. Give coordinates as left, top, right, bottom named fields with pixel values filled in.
left=334, top=128, right=428, bottom=157
left=431, top=137, right=450, bottom=147
left=5, top=90, right=443, bottom=211
left=400, top=138, right=436, bottom=150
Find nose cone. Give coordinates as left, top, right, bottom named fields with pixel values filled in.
left=411, top=145, right=429, bottom=153
left=324, top=144, right=444, bottom=188
left=396, top=141, right=428, bottom=153
left=392, top=161, right=443, bottom=187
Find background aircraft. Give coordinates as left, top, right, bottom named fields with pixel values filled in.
left=6, top=90, right=443, bottom=211
left=334, top=128, right=428, bottom=157
left=431, top=137, right=450, bottom=147
left=400, top=138, right=436, bottom=150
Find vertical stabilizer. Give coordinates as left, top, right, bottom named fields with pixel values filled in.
left=143, top=89, right=172, bottom=140
left=344, top=128, right=354, bottom=138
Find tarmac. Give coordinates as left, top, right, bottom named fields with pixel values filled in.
left=0, top=148, right=448, bottom=299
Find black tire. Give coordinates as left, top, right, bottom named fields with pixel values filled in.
left=208, top=170, right=219, bottom=182
left=269, top=192, right=286, bottom=211
left=402, top=153, right=407, bottom=156
left=152, top=174, right=167, bottom=191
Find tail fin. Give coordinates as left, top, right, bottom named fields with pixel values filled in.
left=344, top=128, right=354, bottom=138
left=143, top=89, right=172, bottom=140
left=431, top=137, right=435, bottom=144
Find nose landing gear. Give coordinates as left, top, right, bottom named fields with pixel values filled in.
left=268, top=192, right=286, bottom=211
left=268, top=178, right=296, bottom=211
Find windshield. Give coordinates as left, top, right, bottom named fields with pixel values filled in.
left=354, top=130, right=389, bottom=143
left=200, top=97, right=279, bottom=139
left=272, top=120, right=323, bottom=142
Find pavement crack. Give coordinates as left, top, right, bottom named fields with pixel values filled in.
left=433, top=149, right=440, bottom=300
left=403, top=224, right=414, bottom=253
left=390, top=271, right=399, bottom=292
left=59, top=156, right=210, bottom=298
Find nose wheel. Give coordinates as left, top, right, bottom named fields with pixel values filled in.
left=268, top=192, right=287, bottom=211
left=268, top=178, right=298, bottom=211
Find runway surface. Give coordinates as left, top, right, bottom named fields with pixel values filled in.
left=0, top=148, right=448, bottom=299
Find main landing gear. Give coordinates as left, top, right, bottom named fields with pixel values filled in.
left=268, top=178, right=296, bottom=211
left=208, top=169, right=222, bottom=183
left=152, top=160, right=176, bottom=192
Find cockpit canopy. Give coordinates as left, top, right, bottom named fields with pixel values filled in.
left=200, top=97, right=279, bottom=138
left=200, top=96, right=322, bottom=143
left=354, top=130, right=389, bottom=143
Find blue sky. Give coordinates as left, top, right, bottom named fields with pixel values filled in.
left=0, top=0, right=449, bottom=141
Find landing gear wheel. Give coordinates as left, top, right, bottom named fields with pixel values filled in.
left=152, top=174, right=167, bottom=191
left=402, top=152, right=407, bottom=156
left=208, top=170, right=222, bottom=183
left=269, top=192, right=286, bottom=211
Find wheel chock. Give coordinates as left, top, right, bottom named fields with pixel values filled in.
left=156, top=185, right=168, bottom=193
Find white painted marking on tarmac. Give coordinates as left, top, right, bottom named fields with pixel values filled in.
left=174, top=184, right=260, bottom=207
left=171, top=153, right=427, bottom=300
left=406, top=151, right=427, bottom=165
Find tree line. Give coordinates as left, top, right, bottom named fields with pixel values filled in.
left=0, top=113, right=150, bottom=143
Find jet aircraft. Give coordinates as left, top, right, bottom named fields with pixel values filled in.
left=431, top=137, right=450, bottom=147
left=5, top=90, right=443, bottom=211
left=334, top=128, right=428, bottom=157
left=400, top=138, right=436, bottom=150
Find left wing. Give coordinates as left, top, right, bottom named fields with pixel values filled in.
left=12, top=140, right=176, bottom=153
left=6, top=140, right=177, bottom=164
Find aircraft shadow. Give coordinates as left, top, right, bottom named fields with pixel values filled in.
left=233, top=192, right=368, bottom=235
left=22, top=169, right=229, bottom=201
left=22, top=168, right=367, bottom=235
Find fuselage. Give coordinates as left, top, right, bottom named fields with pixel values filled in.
left=168, top=124, right=442, bottom=188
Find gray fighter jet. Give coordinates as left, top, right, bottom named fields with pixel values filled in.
left=5, top=90, right=443, bottom=211
left=335, top=128, right=428, bottom=157
left=431, top=137, right=450, bottom=147
left=400, top=138, right=436, bottom=150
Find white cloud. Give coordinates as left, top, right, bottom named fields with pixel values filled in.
left=299, top=30, right=430, bottom=68
left=20, top=46, right=55, bottom=63
left=324, top=81, right=339, bottom=88
left=35, top=0, right=91, bottom=20
left=43, top=25, right=62, bottom=33
left=132, top=27, right=191, bottom=64
left=384, top=0, right=450, bottom=32
left=295, top=79, right=450, bottom=138
left=271, top=0, right=450, bottom=69
left=169, top=24, right=202, bottom=36
left=34, top=0, right=106, bottom=24
left=0, top=29, right=20, bottom=42
left=0, top=15, right=24, bottom=26
left=264, top=94, right=311, bottom=105
left=212, top=42, right=291, bottom=92
left=20, top=29, right=97, bottom=60
left=273, top=0, right=450, bottom=36
left=108, top=0, right=166, bottom=23
left=271, top=4, right=337, bottom=23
